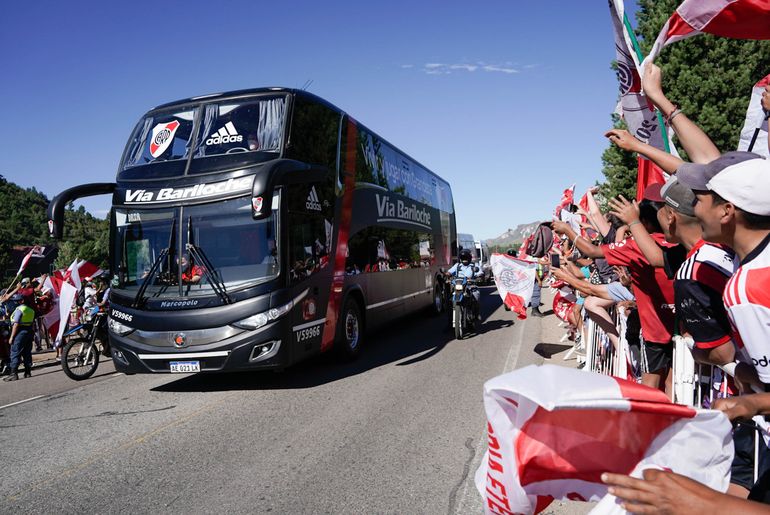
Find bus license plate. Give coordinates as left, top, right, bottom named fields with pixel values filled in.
left=169, top=361, right=200, bottom=373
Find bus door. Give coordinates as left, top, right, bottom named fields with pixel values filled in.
left=285, top=180, right=335, bottom=357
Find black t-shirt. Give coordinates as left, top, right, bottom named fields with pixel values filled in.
left=663, top=241, right=734, bottom=349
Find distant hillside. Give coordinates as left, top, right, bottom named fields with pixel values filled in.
left=485, top=222, right=541, bottom=247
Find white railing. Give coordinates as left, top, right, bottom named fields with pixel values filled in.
left=582, top=309, right=629, bottom=380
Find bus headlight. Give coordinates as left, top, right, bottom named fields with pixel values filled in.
left=233, top=299, right=293, bottom=330
left=108, top=318, right=134, bottom=336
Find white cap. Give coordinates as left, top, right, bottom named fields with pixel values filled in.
left=707, top=158, right=770, bottom=216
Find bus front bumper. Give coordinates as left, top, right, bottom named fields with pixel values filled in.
left=108, top=320, right=288, bottom=373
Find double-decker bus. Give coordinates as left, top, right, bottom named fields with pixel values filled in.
left=48, top=88, right=456, bottom=373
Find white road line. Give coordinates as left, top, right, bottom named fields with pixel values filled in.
left=453, top=317, right=529, bottom=514
left=0, top=395, right=45, bottom=411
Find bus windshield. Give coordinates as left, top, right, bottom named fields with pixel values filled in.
left=113, top=195, right=279, bottom=299
left=122, top=95, right=287, bottom=170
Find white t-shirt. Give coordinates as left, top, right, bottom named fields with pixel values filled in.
left=723, top=233, right=770, bottom=382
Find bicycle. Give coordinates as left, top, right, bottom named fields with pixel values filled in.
left=61, top=307, right=109, bottom=381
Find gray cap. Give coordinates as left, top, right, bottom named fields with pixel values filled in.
left=660, top=177, right=696, bottom=216
left=676, top=151, right=763, bottom=191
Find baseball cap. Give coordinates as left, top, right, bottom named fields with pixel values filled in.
left=642, top=183, right=665, bottom=202
left=20, top=277, right=30, bottom=285
left=676, top=151, right=763, bottom=191
left=707, top=158, right=770, bottom=216
left=660, top=177, right=696, bottom=216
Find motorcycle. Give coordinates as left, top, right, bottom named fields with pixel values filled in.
left=61, top=306, right=110, bottom=380
left=449, top=275, right=480, bottom=339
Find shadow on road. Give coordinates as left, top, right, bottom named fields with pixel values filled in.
left=152, top=286, right=511, bottom=393
left=533, top=343, right=572, bottom=359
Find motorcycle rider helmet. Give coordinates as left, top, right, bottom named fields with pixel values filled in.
left=459, top=249, right=473, bottom=265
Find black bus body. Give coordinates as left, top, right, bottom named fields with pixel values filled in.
left=48, top=88, right=456, bottom=373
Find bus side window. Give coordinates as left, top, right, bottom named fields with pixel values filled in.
left=288, top=214, right=328, bottom=284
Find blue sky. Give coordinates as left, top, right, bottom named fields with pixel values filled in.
left=1, top=1, right=639, bottom=241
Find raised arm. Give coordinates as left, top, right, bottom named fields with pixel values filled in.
left=551, top=221, right=605, bottom=259
left=642, top=63, right=721, bottom=163
left=605, top=128, right=684, bottom=174
left=608, top=196, right=664, bottom=267
left=583, top=187, right=611, bottom=237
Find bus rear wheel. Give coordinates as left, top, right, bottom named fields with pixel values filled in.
left=336, top=298, right=363, bottom=360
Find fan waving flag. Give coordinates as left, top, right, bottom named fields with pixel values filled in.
left=490, top=254, right=536, bottom=319
left=646, top=0, right=770, bottom=64
left=738, top=73, right=770, bottom=156
left=475, top=365, right=733, bottom=515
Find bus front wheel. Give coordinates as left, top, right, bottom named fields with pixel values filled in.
left=336, top=298, right=363, bottom=360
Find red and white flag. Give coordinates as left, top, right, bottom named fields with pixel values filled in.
left=738, top=73, right=770, bottom=156
left=646, top=0, right=770, bottom=64
left=15, top=245, right=44, bottom=277
left=553, top=184, right=575, bottom=218
left=490, top=254, right=536, bottom=319
left=51, top=259, right=102, bottom=347
left=475, top=365, right=733, bottom=514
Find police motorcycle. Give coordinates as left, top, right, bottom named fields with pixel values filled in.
left=446, top=249, right=482, bottom=340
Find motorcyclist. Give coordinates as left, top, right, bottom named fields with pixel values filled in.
left=446, top=249, right=483, bottom=319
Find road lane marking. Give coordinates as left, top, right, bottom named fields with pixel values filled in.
left=453, top=316, right=530, bottom=514
left=0, top=395, right=45, bottom=411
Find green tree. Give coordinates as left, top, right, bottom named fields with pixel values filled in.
left=600, top=0, right=770, bottom=198
left=0, top=175, right=109, bottom=282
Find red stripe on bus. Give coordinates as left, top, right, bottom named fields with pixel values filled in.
left=321, top=118, right=357, bottom=352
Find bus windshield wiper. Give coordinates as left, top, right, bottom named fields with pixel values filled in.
left=186, top=216, right=232, bottom=304
left=132, top=218, right=177, bottom=308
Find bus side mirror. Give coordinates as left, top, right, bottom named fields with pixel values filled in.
left=251, top=159, right=329, bottom=220
left=47, top=183, right=116, bottom=239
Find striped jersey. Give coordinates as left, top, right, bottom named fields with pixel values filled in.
left=723, top=233, right=770, bottom=382
left=664, top=240, right=737, bottom=349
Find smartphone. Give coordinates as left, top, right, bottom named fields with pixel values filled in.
left=550, top=254, right=561, bottom=268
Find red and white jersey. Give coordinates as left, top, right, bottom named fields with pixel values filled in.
left=723, top=233, right=770, bottom=382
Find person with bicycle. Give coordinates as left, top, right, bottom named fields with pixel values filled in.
left=4, top=293, right=35, bottom=381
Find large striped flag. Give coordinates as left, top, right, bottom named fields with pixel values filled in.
left=490, top=254, right=536, bottom=319
left=609, top=0, right=673, bottom=154
left=738, top=74, right=770, bottom=156
left=646, top=0, right=770, bottom=64
left=475, top=365, right=733, bottom=514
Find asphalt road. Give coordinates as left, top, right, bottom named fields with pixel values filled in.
left=1, top=286, right=560, bottom=514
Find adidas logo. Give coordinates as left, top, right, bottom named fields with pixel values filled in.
left=206, top=122, right=243, bottom=145
left=306, top=186, right=322, bottom=211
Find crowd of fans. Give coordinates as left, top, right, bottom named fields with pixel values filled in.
left=526, top=63, right=770, bottom=510
left=0, top=274, right=109, bottom=380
